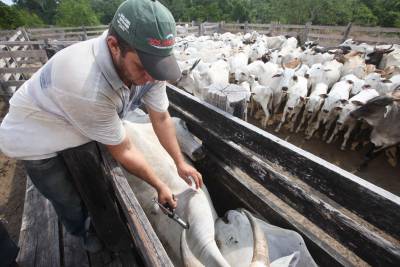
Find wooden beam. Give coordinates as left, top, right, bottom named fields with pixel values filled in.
left=60, top=142, right=134, bottom=254
left=0, top=50, right=47, bottom=59
left=62, top=227, right=90, bottom=267
left=0, top=67, right=41, bottom=74
left=17, top=177, right=61, bottom=266
left=171, top=103, right=400, bottom=266
left=196, top=154, right=364, bottom=267
left=165, top=84, right=400, bottom=240
left=99, top=145, right=174, bottom=267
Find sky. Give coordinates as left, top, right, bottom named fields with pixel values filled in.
left=1, top=0, right=13, bottom=5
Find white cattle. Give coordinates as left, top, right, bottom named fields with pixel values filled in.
left=235, top=61, right=278, bottom=86
left=265, top=35, right=286, bottom=50
left=275, top=76, right=308, bottom=132
left=305, top=80, right=352, bottom=140
left=123, top=121, right=230, bottom=267
left=269, top=64, right=304, bottom=115
left=296, top=83, right=328, bottom=133
left=193, top=59, right=230, bottom=99
left=379, top=47, right=400, bottom=69
left=340, top=74, right=365, bottom=96
left=251, top=78, right=274, bottom=127
left=340, top=51, right=367, bottom=79
left=229, top=51, right=249, bottom=75
left=307, top=60, right=342, bottom=91
left=362, top=72, right=396, bottom=95
left=215, top=210, right=318, bottom=267
left=249, top=42, right=267, bottom=62
left=327, top=89, right=379, bottom=149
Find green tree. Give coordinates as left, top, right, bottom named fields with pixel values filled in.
left=1, top=2, right=44, bottom=29
left=91, top=0, right=123, bottom=25
left=13, top=0, right=58, bottom=24
left=56, top=0, right=99, bottom=26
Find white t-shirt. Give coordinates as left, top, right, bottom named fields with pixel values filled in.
left=0, top=31, right=169, bottom=160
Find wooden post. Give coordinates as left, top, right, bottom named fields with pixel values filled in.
left=341, top=22, right=353, bottom=43
left=218, top=21, right=225, bottom=33
left=199, top=23, right=205, bottom=36
left=269, top=22, right=276, bottom=36
left=244, top=21, right=249, bottom=33
left=81, top=26, right=87, bottom=41
left=302, top=21, right=312, bottom=44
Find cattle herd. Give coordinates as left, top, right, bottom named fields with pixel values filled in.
left=173, top=31, right=400, bottom=168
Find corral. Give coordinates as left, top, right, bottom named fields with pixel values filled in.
left=1, top=23, right=400, bottom=267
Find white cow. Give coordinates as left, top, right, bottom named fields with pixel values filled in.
left=305, top=80, right=352, bottom=140
left=327, top=89, right=379, bottom=149
left=251, top=78, right=274, bottom=127
left=275, top=76, right=308, bottom=132
left=296, top=83, right=328, bottom=133
left=123, top=118, right=315, bottom=267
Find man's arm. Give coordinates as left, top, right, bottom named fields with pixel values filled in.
left=106, top=133, right=177, bottom=208
left=146, top=106, right=203, bottom=189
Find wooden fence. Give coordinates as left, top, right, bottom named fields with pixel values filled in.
left=178, top=21, right=400, bottom=46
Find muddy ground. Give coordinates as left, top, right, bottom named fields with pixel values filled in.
left=249, top=116, right=400, bottom=195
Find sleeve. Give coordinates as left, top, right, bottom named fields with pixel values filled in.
left=141, top=81, right=169, bottom=112
left=50, top=87, right=125, bottom=145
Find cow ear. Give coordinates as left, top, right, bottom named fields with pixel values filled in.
left=320, top=94, right=328, bottom=99
left=351, top=100, right=364, bottom=106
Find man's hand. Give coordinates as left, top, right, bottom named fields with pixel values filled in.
left=156, top=183, right=177, bottom=209
left=176, top=161, right=203, bottom=189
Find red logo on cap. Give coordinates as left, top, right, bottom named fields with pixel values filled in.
left=148, top=35, right=174, bottom=49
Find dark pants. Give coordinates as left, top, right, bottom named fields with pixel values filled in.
left=23, top=155, right=87, bottom=236
left=0, top=221, right=19, bottom=266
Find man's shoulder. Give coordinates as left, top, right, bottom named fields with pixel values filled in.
left=50, top=39, right=110, bottom=99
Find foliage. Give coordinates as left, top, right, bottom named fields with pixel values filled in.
left=2, top=0, right=400, bottom=29
left=1, top=2, right=44, bottom=29
left=55, top=0, right=99, bottom=26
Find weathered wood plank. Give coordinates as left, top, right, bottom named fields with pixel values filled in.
left=61, top=142, right=134, bottom=255
left=0, top=67, right=41, bottom=74
left=0, top=50, right=47, bottom=59
left=171, top=103, right=400, bottom=266
left=99, top=145, right=174, bottom=267
left=17, top=177, right=61, bottom=267
left=165, top=84, right=400, bottom=240
left=62, top=227, right=90, bottom=267
left=196, top=154, right=365, bottom=267
left=1, top=80, right=26, bottom=88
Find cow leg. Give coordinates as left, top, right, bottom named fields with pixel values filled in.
left=289, top=110, right=300, bottom=132
left=341, top=123, right=355, bottom=150
left=260, top=102, right=271, bottom=128
left=385, top=147, right=398, bottom=167
left=358, top=143, right=382, bottom=171
left=327, top=123, right=340, bottom=144
left=322, top=118, right=335, bottom=141
left=296, top=112, right=308, bottom=133
left=275, top=108, right=287, bottom=132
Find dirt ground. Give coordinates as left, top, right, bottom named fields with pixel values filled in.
left=249, top=116, right=400, bottom=196
left=0, top=100, right=26, bottom=243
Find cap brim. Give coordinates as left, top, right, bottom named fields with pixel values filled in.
left=136, top=50, right=181, bottom=81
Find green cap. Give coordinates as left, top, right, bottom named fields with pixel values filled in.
left=111, top=0, right=180, bottom=81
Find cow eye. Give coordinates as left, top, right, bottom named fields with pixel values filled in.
left=293, top=75, right=298, bottom=81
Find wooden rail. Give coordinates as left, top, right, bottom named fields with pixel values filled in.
left=166, top=84, right=400, bottom=267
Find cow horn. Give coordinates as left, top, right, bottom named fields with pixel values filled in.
left=241, top=209, right=270, bottom=267
left=385, top=44, right=394, bottom=52
left=295, top=61, right=303, bottom=71
left=190, top=59, right=201, bottom=71
left=280, top=61, right=286, bottom=70
left=180, top=229, right=205, bottom=267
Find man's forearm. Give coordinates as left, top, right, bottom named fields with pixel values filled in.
left=149, top=110, right=185, bottom=166
left=107, top=137, right=165, bottom=191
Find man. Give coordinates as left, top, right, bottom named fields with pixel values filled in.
left=0, top=0, right=202, bottom=252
